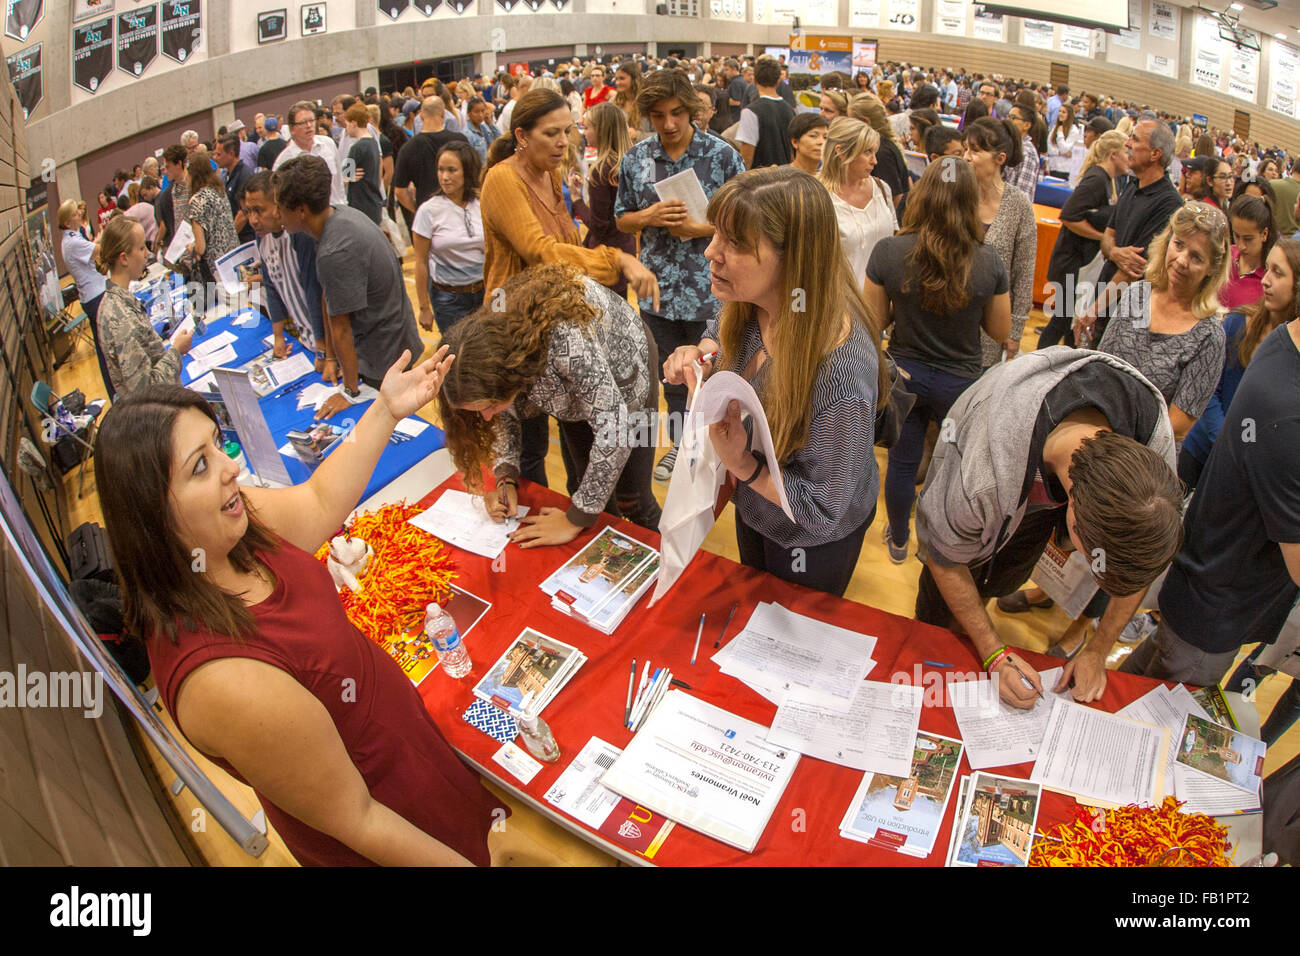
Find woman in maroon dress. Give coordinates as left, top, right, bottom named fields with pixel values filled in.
left=94, top=345, right=506, bottom=866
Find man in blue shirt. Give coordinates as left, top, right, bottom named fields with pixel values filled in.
left=1047, top=84, right=1067, bottom=130
left=616, top=68, right=745, bottom=480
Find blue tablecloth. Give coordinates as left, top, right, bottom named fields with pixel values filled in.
left=1035, top=177, right=1074, bottom=208
left=169, top=303, right=444, bottom=503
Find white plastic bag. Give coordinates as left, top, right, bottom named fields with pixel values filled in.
left=381, top=209, right=410, bottom=258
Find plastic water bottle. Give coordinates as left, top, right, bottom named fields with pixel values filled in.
left=424, top=603, right=472, bottom=678
left=518, top=712, right=561, bottom=763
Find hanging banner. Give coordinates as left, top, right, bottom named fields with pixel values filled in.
left=849, top=0, right=879, bottom=28
left=972, top=5, right=1002, bottom=42
left=1059, top=25, right=1092, bottom=57
left=1148, top=1, right=1176, bottom=42
left=160, top=0, right=201, bottom=63
left=378, top=0, right=408, bottom=18
left=1269, top=39, right=1300, bottom=119
left=885, top=0, right=917, bottom=31
left=73, top=0, right=113, bottom=23
left=1023, top=19, right=1054, bottom=50
left=117, top=4, right=158, bottom=77
left=5, top=42, right=41, bottom=120
left=300, top=1, right=325, bottom=33
left=256, top=8, right=286, bottom=42
left=1227, top=38, right=1259, bottom=103
left=73, top=15, right=114, bottom=94
left=934, top=0, right=965, bottom=37
left=5, top=0, right=41, bottom=41
left=1192, top=15, right=1223, bottom=90
left=804, top=0, right=836, bottom=25
left=1114, top=0, right=1141, bottom=49
left=413, top=0, right=439, bottom=14
left=1147, top=52, right=1175, bottom=78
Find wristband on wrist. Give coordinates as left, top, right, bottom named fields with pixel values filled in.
left=981, top=645, right=1009, bottom=670
left=499, top=477, right=518, bottom=488
left=985, top=649, right=1013, bottom=675
left=738, top=451, right=766, bottom=487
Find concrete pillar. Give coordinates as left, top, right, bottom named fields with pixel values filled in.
left=357, top=0, right=377, bottom=28
left=212, top=102, right=236, bottom=134
left=208, top=0, right=231, bottom=57
left=359, top=68, right=380, bottom=93
left=55, top=162, right=82, bottom=204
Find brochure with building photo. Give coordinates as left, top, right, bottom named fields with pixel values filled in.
left=472, top=628, right=586, bottom=718
left=840, top=733, right=964, bottom=858
left=1175, top=713, right=1265, bottom=796
left=375, top=583, right=491, bottom=687
left=541, top=527, right=659, bottom=634
left=950, top=773, right=1041, bottom=868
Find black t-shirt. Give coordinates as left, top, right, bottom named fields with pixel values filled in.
left=1046, top=165, right=1114, bottom=282
left=346, top=138, right=384, bottom=226
left=707, top=86, right=730, bottom=134
left=1160, top=323, right=1300, bottom=652
left=224, top=160, right=256, bottom=245
left=394, top=130, right=470, bottom=209
left=868, top=233, right=1008, bottom=379
left=378, top=133, right=394, bottom=160
left=155, top=185, right=175, bottom=241
left=257, top=137, right=288, bottom=171
left=727, top=76, right=749, bottom=125
left=873, top=140, right=910, bottom=202
left=1097, top=174, right=1183, bottom=288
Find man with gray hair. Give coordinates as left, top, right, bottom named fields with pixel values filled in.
left=1084, top=118, right=1183, bottom=341
left=272, top=99, right=346, bottom=206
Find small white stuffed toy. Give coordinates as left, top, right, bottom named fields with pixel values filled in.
left=327, top=535, right=373, bottom=592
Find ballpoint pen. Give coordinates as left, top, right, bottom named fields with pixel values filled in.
left=713, top=602, right=739, bottom=649
left=691, top=612, right=705, bottom=665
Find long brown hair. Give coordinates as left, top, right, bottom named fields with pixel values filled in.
left=486, top=88, right=569, bottom=170
left=708, top=166, right=889, bottom=463
left=587, top=101, right=632, bottom=186
left=614, top=60, right=642, bottom=130
left=187, top=152, right=222, bottom=194
left=93, top=386, right=280, bottom=643
left=846, top=92, right=900, bottom=148
left=898, top=157, right=984, bottom=315
left=438, top=264, right=598, bottom=489
left=1237, top=236, right=1300, bottom=366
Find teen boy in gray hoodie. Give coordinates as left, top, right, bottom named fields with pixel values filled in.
left=915, top=347, right=1183, bottom=710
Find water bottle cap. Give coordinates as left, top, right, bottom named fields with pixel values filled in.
left=425, top=602, right=442, bottom=615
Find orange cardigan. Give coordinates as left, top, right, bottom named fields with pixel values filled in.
left=480, top=160, right=622, bottom=295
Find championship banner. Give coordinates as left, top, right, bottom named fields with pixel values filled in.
left=73, top=15, right=114, bottom=94
left=5, top=42, right=41, bottom=120
left=117, top=4, right=158, bottom=77
left=413, top=0, right=439, bottom=15
left=378, top=0, right=408, bottom=19
left=5, top=0, right=42, bottom=42
left=160, top=0, right=201, bottom=63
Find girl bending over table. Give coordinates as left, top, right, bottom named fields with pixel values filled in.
left=438, top=263, right=663, bottom=548
left=662, top=165, right=889, bottom=598
left=93, top=347, right=508, bottom=867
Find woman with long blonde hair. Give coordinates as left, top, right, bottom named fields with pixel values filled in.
left=662, top=166, right=889, bottom=597
left=847, top=92, right=909, bottom=210
left=570, top=102, right=636, bottom=296
left=817, top=117, right=897, bottom=289
left=613, top=60, right=644, bottom=138
left=438, top=263, right=662, bottom=546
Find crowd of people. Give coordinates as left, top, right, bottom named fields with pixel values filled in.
left=57, top=49, right=1299, bottom=866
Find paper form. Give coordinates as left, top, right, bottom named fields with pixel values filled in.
left=948, top=667, right=1073, bottom=769
left=653, top=168, right=709, bottom=224
left=264, top=351, right=314, bottom=389
left=768, top=680, right=921, bottom=775
left=408, top=489, right=531, bottom=559
left=1030, top=698, right=1166, bottom=808
left=544, top=737, right=625, bottom=828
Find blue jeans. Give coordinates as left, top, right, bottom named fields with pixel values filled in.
left=430, top=286, right=483, bottom=334
left=884, top=357, right=978, bottom=547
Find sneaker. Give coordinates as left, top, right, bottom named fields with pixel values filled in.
left=653, top=444, right=678, bottom=482
left=883, top=524, right=908, bottom=564
left=1118, top=611, right=1158, bottom=644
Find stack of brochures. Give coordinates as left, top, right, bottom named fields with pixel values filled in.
left=472, top=628, right=587, bottom=718
left=539, top=527, right=660, bottom=635
left=944, top=772, right=1041, bottom=868
left=839, top=733, right=964, bottom=859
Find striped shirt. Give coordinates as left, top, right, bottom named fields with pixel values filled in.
left=258, top=230, right=320, bottom=350
left=1003, top=135, right=1040, bottom=201
left=704, top=312, right=880, bottom=549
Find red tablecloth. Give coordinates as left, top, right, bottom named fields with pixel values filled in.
left=413, top=474, right=1174, bottom=866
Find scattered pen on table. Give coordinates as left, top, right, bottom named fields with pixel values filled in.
left=670, top=678, right=691, bottom=690
left=691, top=612, right=705, bottom=666
left=713, top=602, right=739, bottom=649
left=624, top=658, right=637, bottom=727
left=924, top=660, right=954, bottom=669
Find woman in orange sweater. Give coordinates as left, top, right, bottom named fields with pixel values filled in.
left=481, top=87, right=658, bottom=487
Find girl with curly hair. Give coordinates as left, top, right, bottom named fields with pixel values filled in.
left=438, top=263, right=662, bottom=548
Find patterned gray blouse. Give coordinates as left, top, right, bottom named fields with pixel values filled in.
left=980, top=183, right=1038, bottom=367
left=494, top=278, right=652, bottom=525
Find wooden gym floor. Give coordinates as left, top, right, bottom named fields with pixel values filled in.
left=47, top=255, right=1299, bottom=867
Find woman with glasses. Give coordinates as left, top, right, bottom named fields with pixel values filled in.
left=583, top=65, right=613, bottom=115
left=412, top=142, right=485, bottom=334
left=1197, top=158, right=1235, bottom=215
